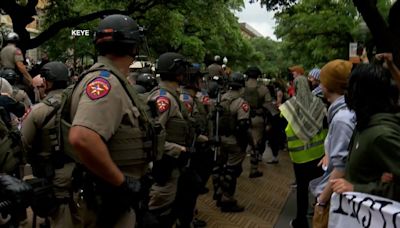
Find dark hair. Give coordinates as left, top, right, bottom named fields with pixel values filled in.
left=346, top=64, right=400, bottom=130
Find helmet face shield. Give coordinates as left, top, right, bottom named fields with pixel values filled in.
left=95, top=29, right=143, bottom=45
left=168, top=58, right=190, bottom=72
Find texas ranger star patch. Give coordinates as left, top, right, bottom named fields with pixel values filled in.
left=241, top=103, right=249, bottom=112
left=202, top=96, right=210, bottom=105
left=156, top=97, right=170, bottom=113
left=86, top=77, right=111, bottom=100
left=184, top=102, right=193, bottom=113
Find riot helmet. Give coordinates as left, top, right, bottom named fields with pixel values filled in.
left=5, top=32, right=19, bottom=43
left=40, top=62, right=69, bottom=82
left=245, top=66, right=262, bottom=79
left=1, top=69, right=18, bottom=85
left=94, top=14, right=143, bottom=57
left=223, top=57, right=228, bottom=64
left=213, top=55, right=223, bottom=65
left=136, top=72, right=157, bottom=92
left=228, top=72, right=245, bottom=90
left=40, top=62, right=69, bottom=90
left=156, top=52, right=190, bottom=82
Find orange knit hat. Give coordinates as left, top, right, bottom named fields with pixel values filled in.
left=320, top=59, right=352, bottom=94
left=289, top=65, right=305, bottom=75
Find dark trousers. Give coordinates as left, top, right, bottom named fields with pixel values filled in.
left=174, top=168, right=202, bottom=228
left=267, top=115, right=287, bottom=157
left=191, top=143, right=214, bottom=188
left=292, top=158, right=324, bottom=225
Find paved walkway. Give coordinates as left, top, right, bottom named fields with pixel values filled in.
left=197, top=149, right=295, bottom=228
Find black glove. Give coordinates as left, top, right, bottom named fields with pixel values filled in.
left=0, top=175, right=32, bottom=208
left=152, top=154, right=178, bottom=185
left=108, top=176, right=141, bottom=207
left=177, top=151, right=190, bottom=168
left=208, top=136, right=221, bottom=147
left=96, top=176, right=141, bottom=228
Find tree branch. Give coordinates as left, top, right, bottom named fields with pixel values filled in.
left=26, top=0, right=161, bottom=50
left=352, top=0, right=393, bottom=53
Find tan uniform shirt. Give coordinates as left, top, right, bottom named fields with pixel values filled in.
left=21, top=89, right=75, bottom=199
left=180, top=90, right=208, bottom=142
left=70, top=56, right=146, bottom=177
left=0, top=44, right=24, bottom=69
left=0, top=78, right=13, bottom=95
left=12, top=87, right=31, bottom=110
left=147, top=82, right=185, bottom=158
left=21, top=90, right=62, bottom=153
left=245, top=78, right=278, bottom=116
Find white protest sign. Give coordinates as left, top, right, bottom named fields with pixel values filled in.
left=329, top=192, right=400, bottom=228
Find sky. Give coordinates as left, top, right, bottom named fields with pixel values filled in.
left=234, top=1, right=277, bottom=40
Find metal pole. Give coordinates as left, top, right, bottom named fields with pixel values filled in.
left=214, top=87, right=221, bottom=161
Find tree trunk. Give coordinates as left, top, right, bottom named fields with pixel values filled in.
left=352, top=0, right=400, bottom=66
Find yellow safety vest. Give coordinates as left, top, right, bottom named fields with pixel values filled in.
left=285, top=124, right=326, bottom=164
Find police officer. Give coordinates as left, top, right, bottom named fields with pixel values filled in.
left=0, top=32, right=33, bottom=89
left=21, top=61, right=81, bottom=228
left=1, top=69, right=32, bottom=111
left=207, top=55, right=225, bottom=78
left=68, top=14, right=148, bottom=227
left=147, top=52, right=191, bottom=227
left=243, top=66, right=277, bottom=177
left=176, top=66, right=211, bottom=228
left=213, top=72, right=250, bottom=212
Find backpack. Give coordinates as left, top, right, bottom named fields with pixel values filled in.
left=218, top=97, right=237, bottom=136
left=243, top=85, right=263, bottom=109
left=0, top=107, right=23, bottom=174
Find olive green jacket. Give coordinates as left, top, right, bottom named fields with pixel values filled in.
left=346, top=113, right=400, bottom=202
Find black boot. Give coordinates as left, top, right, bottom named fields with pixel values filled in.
left=220, top=201, right=245, bottom=213
left=249, top=170, right=263, bottom=178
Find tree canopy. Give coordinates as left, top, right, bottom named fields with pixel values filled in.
left=273, top=0, right=360, bottom=69
left=1, top=0, right=266, bottom=72
left=255, top=0, right=400, bottom=67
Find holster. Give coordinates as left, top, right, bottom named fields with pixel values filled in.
left=151, top=154, right=178, bottom=186
left=82, top=173, right=143, bottom=228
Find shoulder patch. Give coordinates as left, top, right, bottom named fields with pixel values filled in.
left=184, top=101, right=193, bottom=113
left=99, top=70, right=110, bottom=78
left=202, top=95, right=210, bottom=105
left=160, top=89, right=167, bottom=96
left=15, top=48, right=22, bottom=55
left=183, top=93, right=190, bottom=101
left=241, top=102, right=249, bottom=112
left=86, top=77, right=111, bottom=100
left=156, top=96, right=170, bottom=113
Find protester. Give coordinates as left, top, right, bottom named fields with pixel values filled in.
left=310, top=60, right=356, bottom=228
left=331, top=63, right=400, bottom=202
left=279, top=76, right=327, bottom=228
left=307, top=68, right=322, bottom=98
